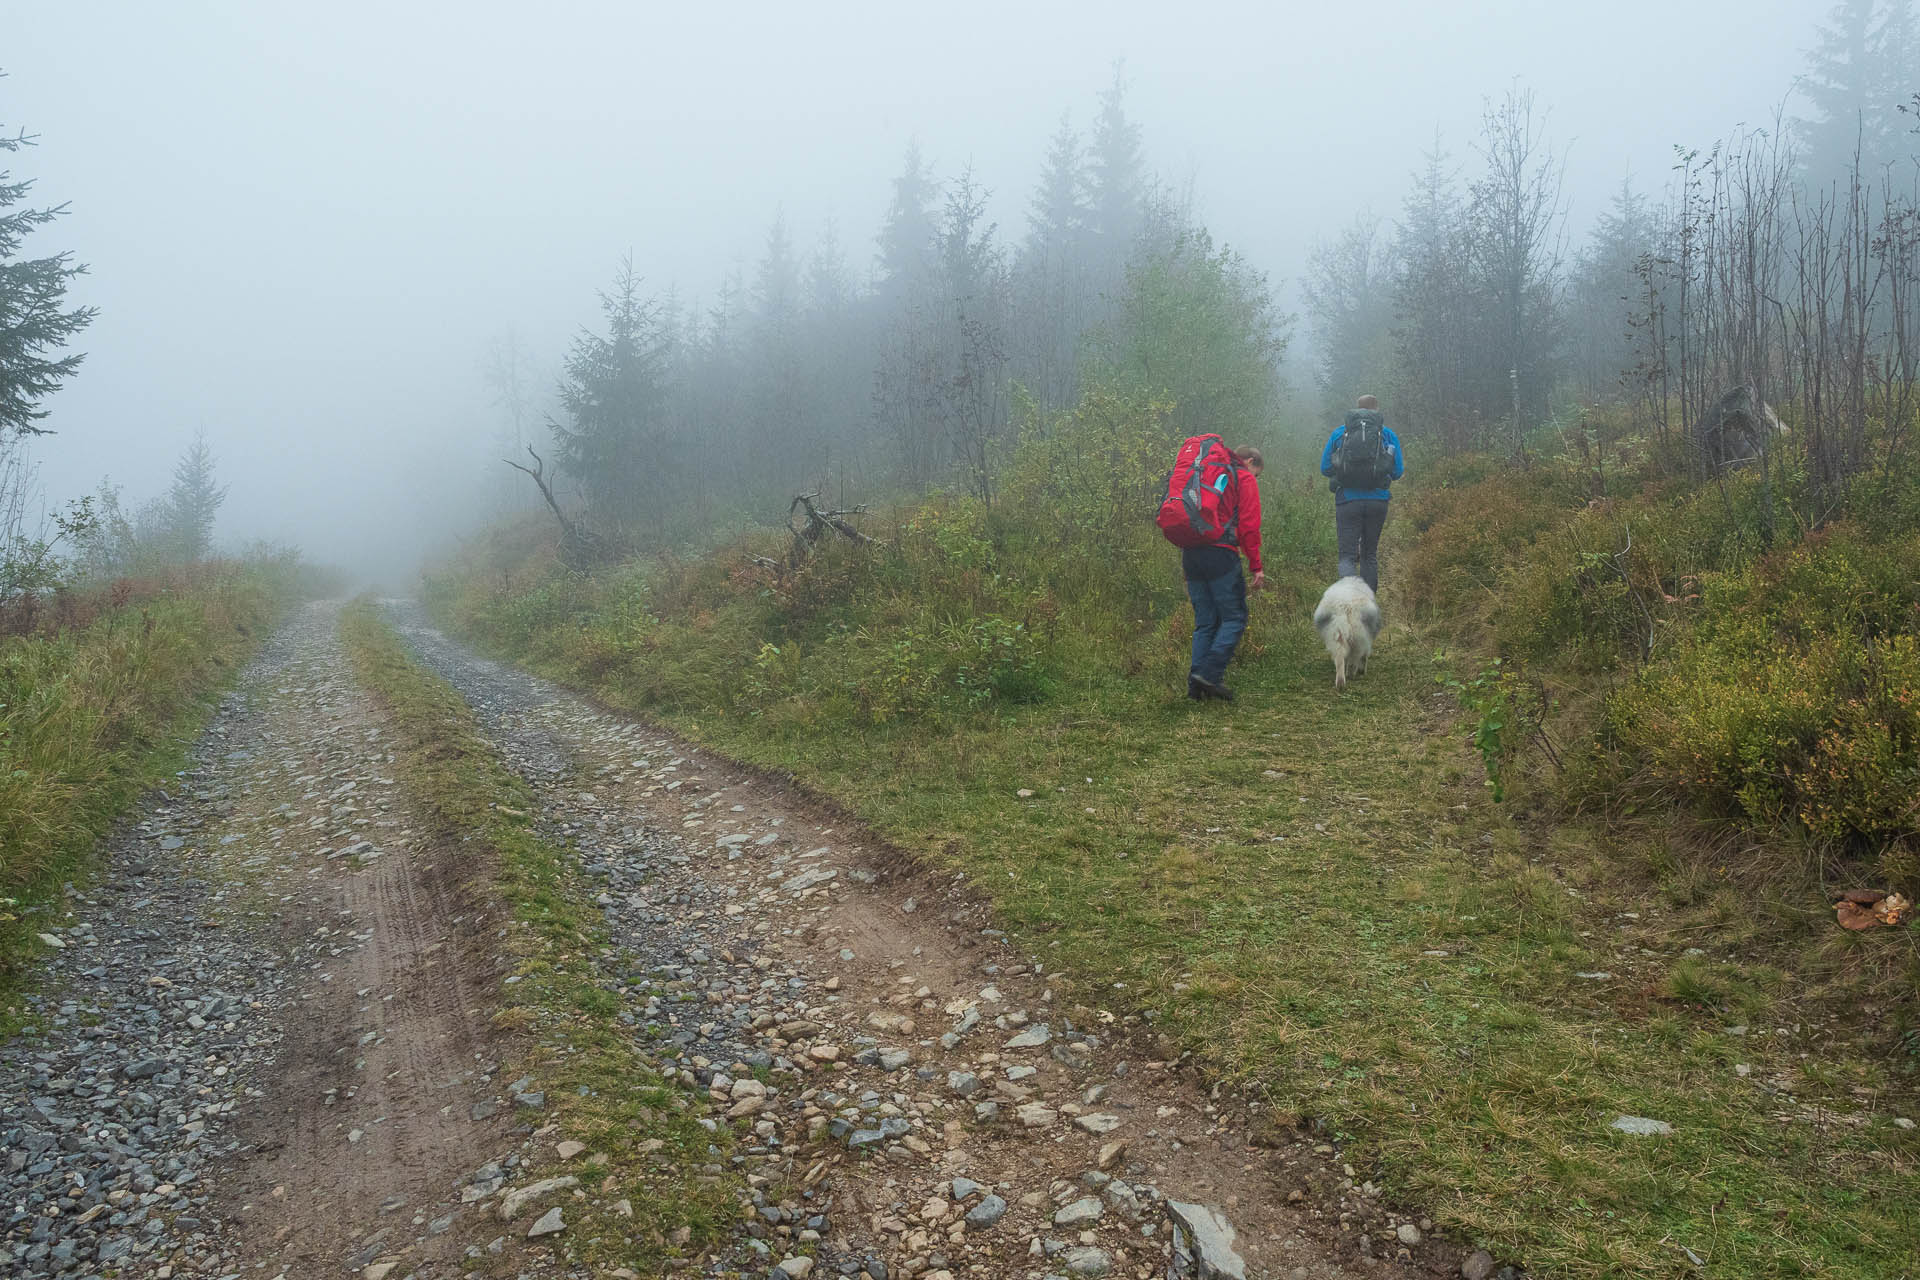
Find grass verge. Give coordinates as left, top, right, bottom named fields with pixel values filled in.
left=0, top=567, right=288, bottom=1012
left=337, top=600, right=739, bottom=1270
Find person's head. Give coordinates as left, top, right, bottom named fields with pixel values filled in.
left=1356, top=394, right=1379, bottom=411
left=1234, top=446, right=1264, bottom=475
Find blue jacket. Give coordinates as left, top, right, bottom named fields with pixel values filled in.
left=1320, top=422, right=1404, bottom=503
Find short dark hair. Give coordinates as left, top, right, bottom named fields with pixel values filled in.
left=1356, top=394, right=1379, bottom=410
left=1234, top=446, right=1264, bottom=469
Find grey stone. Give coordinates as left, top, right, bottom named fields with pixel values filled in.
left=1461, top=1250, right=1497, bottom=1280
left=1693, top=383, right=1786, bottom=468
left=496, top=1176, right=578, bottom=1220
left=1004, top=1024, right=1051, bottom=1049
left=526, top=1205, right=564, bottom=1237
left=1166, top=1201, right=1248, bottom=1280
left=1063, top=1246, right=1112, bottom=1277
left=1014, top=1101, right=1056, bottom=1127
left=1609, top=1115, right=1673, bottom=1136
left=963, top=1193, right=1007, bottom=1229
left=1054, top=1196, right=1103, bottom=1228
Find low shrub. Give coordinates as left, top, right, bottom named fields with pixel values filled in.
left=1598, top=524, right=1920, bottom=871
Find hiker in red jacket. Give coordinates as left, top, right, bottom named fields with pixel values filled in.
left=1184, top=446, right=1264, bottom=701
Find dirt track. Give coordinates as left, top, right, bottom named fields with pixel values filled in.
left=385, top=601, right=1478, bottom=1280
left=210, top=612, right=512, bottom=1277
left=2, top=601, right=1490, bottom=1280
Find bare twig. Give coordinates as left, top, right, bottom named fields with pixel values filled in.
left=504, top=445, right=597, bottom=564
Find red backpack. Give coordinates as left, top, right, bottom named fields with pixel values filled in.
left=1156, top=434, right=1241, bottom=549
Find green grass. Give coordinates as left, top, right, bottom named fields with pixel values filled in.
left=0, top=567, right=288, bottom=1016
left=337, top=601, right=741, bottom=1271
left=430, top=533, right=1918, bottom=1279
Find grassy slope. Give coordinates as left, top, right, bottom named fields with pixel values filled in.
left=337, top=602, right=740, bottom=1271
left=432, top=505, right=1918, bottom=1278
left=0, top=572, right=285, bottom=1006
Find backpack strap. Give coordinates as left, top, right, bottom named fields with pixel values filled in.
left=1218, top=445, right=1242, bottom=545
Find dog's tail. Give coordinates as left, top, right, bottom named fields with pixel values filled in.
left=1323, top=612, right=1353, bottom=689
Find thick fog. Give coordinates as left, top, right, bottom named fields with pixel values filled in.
left=7, top=0, right=1828, bottom=583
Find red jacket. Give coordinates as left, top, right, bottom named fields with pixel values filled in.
left=1214, top=470, right=1262, bottom=574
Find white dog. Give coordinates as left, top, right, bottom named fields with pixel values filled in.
left=1313, top=577, right=1382, bottom=690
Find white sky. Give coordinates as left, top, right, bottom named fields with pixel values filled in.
left=7, top=0, right=1828, bottom=581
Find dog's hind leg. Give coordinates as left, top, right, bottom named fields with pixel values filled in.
left=1333, top=648, right=1347, bottom=690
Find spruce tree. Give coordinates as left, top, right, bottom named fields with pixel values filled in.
left=1016, top=115, right=1094, bottom=412
left=876, top=142, right=939, bottom=298
left=1087, top=65, right=1145, bottom=267
left=1025, top=114, right=1088, bottom=261
left=551, top=258, right=670, bottom=538
left=1, top=90, right=97, bottom=438
left=164, top=433, right=228, bottom=563
left=1794, top=0, right=1918, bottom=184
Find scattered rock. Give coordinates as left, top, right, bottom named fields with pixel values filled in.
left=1005, top=1024, right=1052, bottom=1049
left=527, top=1205, right=565, bottom=1237
left=497, top=1175, right=580, bottom=1220
left=963, top=1193, right=1008, bottom=1229
left=1063, top=1245, right=1113, bottom=1276
left=1609, top=1115, right=1674, bottom=1136
left=1055, top=1196, right=1104, bottom=1227
left=1167, top=1200, right=1248, bottom=1280
left=1461, top=1249, right=1497, bottom=1280
left=1015, top=1101, right=1057, bottom=1128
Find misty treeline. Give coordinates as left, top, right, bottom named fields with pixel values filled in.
left=0, top=431, right=238, bottom=635
left=1306, top=0, right=1920, bottom=511
left=1, top=75, right=244, bottom=617
left=495, top=69, right=1287, bottom=552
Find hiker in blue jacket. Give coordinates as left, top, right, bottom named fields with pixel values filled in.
left=1319, top=395, right=1404, bottom=593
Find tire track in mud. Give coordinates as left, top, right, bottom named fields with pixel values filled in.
left=383, top=601, right=1483, bottom=1280
left=1, top=602, right=529, bottom=1280
left=209, top=602, right=519, bottom=1279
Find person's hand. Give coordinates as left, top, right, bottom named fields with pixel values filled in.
left=1250, top=570, right=1266, bottom=593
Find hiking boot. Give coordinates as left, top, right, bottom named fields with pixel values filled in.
left=1192, top=676, right=1235, bottom=702
left=1187, top=674, right=1204, bottom=700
